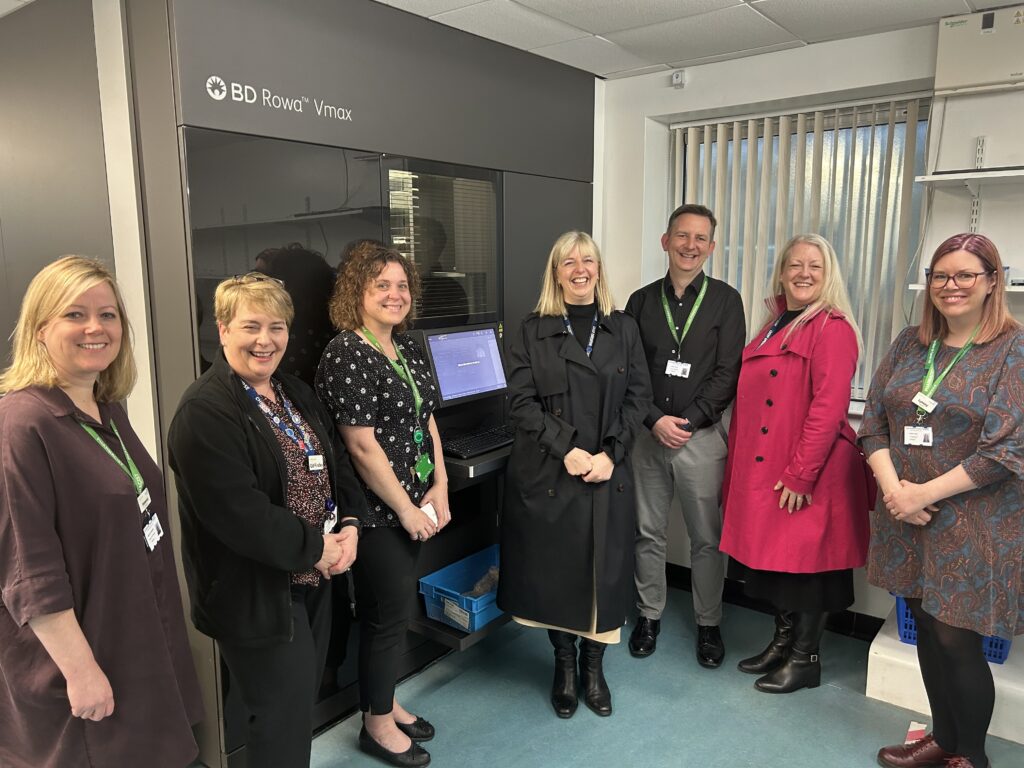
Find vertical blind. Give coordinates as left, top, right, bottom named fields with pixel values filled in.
left=671, top=96, right=930, bottom=399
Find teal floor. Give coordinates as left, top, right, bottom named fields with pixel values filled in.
left=310, top=597, right=1024, bottom=767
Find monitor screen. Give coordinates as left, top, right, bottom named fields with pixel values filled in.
left=423, top=325, right=507, bottom=406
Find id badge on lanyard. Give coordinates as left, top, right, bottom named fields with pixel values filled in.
left=903, top=426, right=933, bottom=447
left=661, top=276, right=706, bottom=379
left=665, top=360, right=691, bottom=378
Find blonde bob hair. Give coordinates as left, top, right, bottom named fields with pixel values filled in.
left=534, top=231, right=616, bottom=317
left=761, top=234, right=863, bottom=354
left=0, top=255, right=137, bottom=402
left=214, top=273, right=295, bottom=329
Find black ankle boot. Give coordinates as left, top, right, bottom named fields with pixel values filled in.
left=548, top=630, right=578, bottom=718
left=578, top=639, right=612, bottom=716
left=738, top=611, right=794, bottom=674
left=754, top=612, right=827, bottom=694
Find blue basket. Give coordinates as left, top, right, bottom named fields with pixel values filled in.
left=419, top=545, right=503, bottom=633
left=894, top=596, right=1011, bottom=665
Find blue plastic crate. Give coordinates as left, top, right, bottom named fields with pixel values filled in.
left=419, top=545, right=503, bottom=633
left=894, top=596, right=1012, bottom=665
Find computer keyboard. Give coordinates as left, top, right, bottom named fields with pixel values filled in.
left=443, top=424, right=516, bottom=459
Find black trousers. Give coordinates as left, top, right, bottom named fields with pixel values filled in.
left=219, top=581, right=332, bottom=768
left=353, top=525, right=421, bottom=714
left=907, top=598, right=994, bottom=767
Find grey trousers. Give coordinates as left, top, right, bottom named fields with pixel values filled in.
left=632, top=426, right=728, bottom=626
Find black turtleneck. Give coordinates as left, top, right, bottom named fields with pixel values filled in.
left=565, top=301, right=598, bottom=351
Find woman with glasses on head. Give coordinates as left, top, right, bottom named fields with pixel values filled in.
left=316, top=245, right=447, bottom=768
left=860, top=234, right=1023, bottom=768
left=719, top=234, right=875, bottom=694
left=0, top=256, right=202, bottom=768
left=168, top=272, right=365, bottom=768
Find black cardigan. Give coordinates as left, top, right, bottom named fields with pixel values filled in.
left=168, top=352, right=365, bottom=647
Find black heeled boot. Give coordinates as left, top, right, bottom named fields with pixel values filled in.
left=548, top=630, right=578, bottom=718
left=754, top=612, right=827, bottom=694
left=738, top=611, right=794, bottom=674
left=578, top=639, right=612, bottom=716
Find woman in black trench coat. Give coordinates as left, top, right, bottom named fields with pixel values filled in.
left=498, top=231, right=652, bottom=719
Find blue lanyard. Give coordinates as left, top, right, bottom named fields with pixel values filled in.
left=562, top=311, right=600, bottom=358
left=241, top=379, right=318, bottom=458
left=756, top=308, right=804, bottom=350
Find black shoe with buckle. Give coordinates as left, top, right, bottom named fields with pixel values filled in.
left=696, top=625, right=725, bottom=668
left=628, top=616, right=660, bottom=658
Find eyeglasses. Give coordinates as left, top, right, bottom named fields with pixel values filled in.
left=924, top=270, right=994, bottom=289
left=229, top=272, right=285, bottom=287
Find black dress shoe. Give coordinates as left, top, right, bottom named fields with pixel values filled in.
left=396, top=716, right=435, bottom=742
left=628, top=617, right=660, bottom=658
left=358, top=726, right=431, bottom=767
left=696, top=625, right=725, bottom=668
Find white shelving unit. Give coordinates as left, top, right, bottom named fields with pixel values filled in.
left=916, top=168, right=1024, bottom=196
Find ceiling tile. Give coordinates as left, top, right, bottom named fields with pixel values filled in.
left=0, top=0, right=25, bottom=20
left=376, top=0, right=483, bottom=15
left=755, top=0, right=971, bottom=43
left=515, top=0, right=740, bottom=36
left=432, top=0, right=589, bottom=50
left=967, top=0, right=1015, bottom=9
left=668, top=39, right=804, bottom=68
left=605, top=4, right=797, bottom=63
left=531, top=35, right=655, bottom=76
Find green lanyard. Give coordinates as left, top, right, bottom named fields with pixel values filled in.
left=80, top=419, right=145, bottom=495
left=661, top=274, right=708, bottom=358
left=917, top=326, right=979, bottom=418
left=922, top=328, right=978, bottom=396
left=361, top=327, right=434, bottom=483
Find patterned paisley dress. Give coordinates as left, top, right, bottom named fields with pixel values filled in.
left=858, top=325, right=1024, bottom=639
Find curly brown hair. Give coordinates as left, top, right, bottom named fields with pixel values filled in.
left=328, top=244, right=421, bottom=333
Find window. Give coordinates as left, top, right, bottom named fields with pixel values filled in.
left=672, top=97, right=930, bottom=398
left=386, top=159, right=500, bottom=328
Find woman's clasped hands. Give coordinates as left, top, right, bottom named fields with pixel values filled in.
left=397, top=483, right=451, bottom=543
left=883, top=479, right=939, bottom=526
left=563, top=447, right=614, bottom=483
left=315, top=528, right=359, bottom=578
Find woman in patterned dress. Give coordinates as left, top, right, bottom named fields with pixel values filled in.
left=316, top=245, right=448, bottom=768
left=859, top=233, right=1023, bottom=768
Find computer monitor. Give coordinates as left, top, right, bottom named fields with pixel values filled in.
left=422, top=324, right=507, bottom=407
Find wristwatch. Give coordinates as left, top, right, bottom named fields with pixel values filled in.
left=338, top=517, right=362, bottom=536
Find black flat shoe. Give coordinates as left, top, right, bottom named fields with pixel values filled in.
left=396, top=716, right=435, bottom=742
left=358, top=726, right=431, bottom=767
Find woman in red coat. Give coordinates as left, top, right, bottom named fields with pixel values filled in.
left=720, top=234, right=874, bottom=694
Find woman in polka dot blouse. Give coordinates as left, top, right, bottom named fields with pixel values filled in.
left=316, top=244, right=447, bottom=767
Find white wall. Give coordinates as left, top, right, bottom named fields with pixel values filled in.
left=595, top=25, right=941, bottom=619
